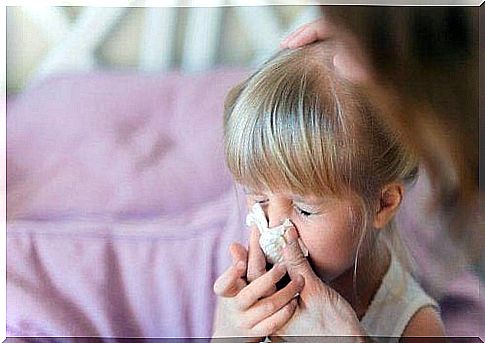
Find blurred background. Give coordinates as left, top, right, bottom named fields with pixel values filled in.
left=6, top=5, right=321, bottom=94
left=6, top=5, right=331, bottom=338
left=6, top=3, right=483, bottom=339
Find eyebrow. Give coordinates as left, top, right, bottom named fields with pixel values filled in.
left=291, top=195, right=307, bottom=202
left=291, top=194, right=327, bottom=206
left=242, top=186, right=327, bottom=205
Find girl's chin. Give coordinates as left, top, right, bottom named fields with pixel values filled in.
left=315, top=271, right=335, bottom=283
left=310, top=261, right=346, bottom=283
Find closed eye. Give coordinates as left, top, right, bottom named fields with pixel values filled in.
left=246, top=193, right=269, bottom=205
left=293, top=204, right=314, bottom=217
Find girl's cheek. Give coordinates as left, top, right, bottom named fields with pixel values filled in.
left=291, top=221, right=315, bottom=245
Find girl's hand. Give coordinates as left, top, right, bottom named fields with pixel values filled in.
left=274, top=227, right=366, bottom=342
left=213, top=226, right=272, bottom=298
left=280, top=17, right=371, bottom=85
left=212, top=231, right=304, bottom=340
left=212, top=261, right=303, bottom=339
left=213, top=243, right=248, bottom=298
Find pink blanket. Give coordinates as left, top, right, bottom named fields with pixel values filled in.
left=7, top=70, right=483, bottom=339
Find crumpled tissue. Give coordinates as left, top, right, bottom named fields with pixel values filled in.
left=246, top=203, right=309, bottom=264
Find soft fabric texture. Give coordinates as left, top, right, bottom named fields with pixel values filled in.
left=7, top=70, right=244, bottom=220
left=7, top=191, right=247, bottom=337
left=7, top=70, right=249, bottom=338
left=246, top=203, right=308, bottom=264
left=6, top=70, right=483, bottom=339
left=361, top=253, right=439, bottom=341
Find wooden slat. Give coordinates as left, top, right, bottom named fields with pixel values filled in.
left=235, top=6, right=281, bottom=66
left=32, top=7, right=128, bottom=81
left=181, top=6, right=223, bottom=72
left=21, top=6, right=70, bottom=45
left=287, top=6, right=321, bottom=35
left=139, top=7, right=177, bottom=72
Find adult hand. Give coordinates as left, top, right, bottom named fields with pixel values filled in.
left=273, top=226, right=366, bottom=342
left=280, top=18, right=334, bottom=50
left=281, top=17, right=371, bottom=85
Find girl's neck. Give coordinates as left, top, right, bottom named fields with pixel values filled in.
left=329, top=239, right=391, bottom=320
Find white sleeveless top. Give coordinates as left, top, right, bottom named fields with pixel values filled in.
left=360, top=255, right=439, bottom=342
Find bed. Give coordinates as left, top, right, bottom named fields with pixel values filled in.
left=6, top=5, right=483, bottom=341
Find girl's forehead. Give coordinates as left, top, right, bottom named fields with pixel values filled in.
left=241, top=184, right=329, bottom=202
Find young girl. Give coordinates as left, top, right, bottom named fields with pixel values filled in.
left=212, top=43, right=445, bottom=342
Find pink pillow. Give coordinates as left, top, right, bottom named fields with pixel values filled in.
left=7, top=69, right=250, bottom=338
left=7, top=69, right=248, bottom=220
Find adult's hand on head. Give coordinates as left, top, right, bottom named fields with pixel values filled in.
left=280, top=17, right=333, bottom=49
left=273, top=226, right=366, bottom=342
left=281, top=17, right=372, bottom=85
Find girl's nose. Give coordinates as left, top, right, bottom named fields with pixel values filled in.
left=266, top=202, right=290, bottom=228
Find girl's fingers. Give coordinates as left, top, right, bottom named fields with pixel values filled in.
left=236, top=264, right=287, bottom=311
left=245, top=276, right=304, bottom=328
left=247, top=226, right=267, bottom=283
left=282, top=226, right=320, bottom=284
left=249, top=297, right=298, bottom=337
left=213, top=261, right=247, bottom=297
left=229, top=242, right=248, bottom=266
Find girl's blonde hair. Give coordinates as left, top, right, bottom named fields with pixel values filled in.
left=223, top=43, right=419, bottom=283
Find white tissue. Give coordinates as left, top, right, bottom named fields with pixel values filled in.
left=245, top=203, right=309, bottom=264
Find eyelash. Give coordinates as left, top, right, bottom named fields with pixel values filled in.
left=294, top=205, right=313, bottom=217
left=254, top=199, right=314, bottom=218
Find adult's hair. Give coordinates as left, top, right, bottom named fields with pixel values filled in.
left=324, top=7, right=481, bottom=263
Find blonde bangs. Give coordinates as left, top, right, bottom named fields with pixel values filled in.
left=224, top=49, right=352, bottom=197
left=223, top=42, right=421, bottom=284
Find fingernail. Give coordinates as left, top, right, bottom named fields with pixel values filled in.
left=285, top=226, right=299, bottom=243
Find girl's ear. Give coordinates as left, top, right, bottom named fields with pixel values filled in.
left=373, top=183, right=404, bottom=229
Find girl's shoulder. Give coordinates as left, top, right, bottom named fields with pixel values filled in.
left=360, top=255, right=442, bottom=341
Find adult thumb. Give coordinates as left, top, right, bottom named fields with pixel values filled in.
left=282, top=226, right=319, bottom=284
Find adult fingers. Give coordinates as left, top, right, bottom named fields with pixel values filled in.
left=281, top=18, right=335, bottom=49
left=236, top=264, right=287, bottom=311
left=280, top=23, right=309, bottom=48
left=213, top=260, right=247, bottom=297
left=247, top=226, right=267, bottom=283
left=282, top=226, right=320, bottom=284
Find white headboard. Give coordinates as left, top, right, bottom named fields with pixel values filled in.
left=11, top=5, right=321, bottom=89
